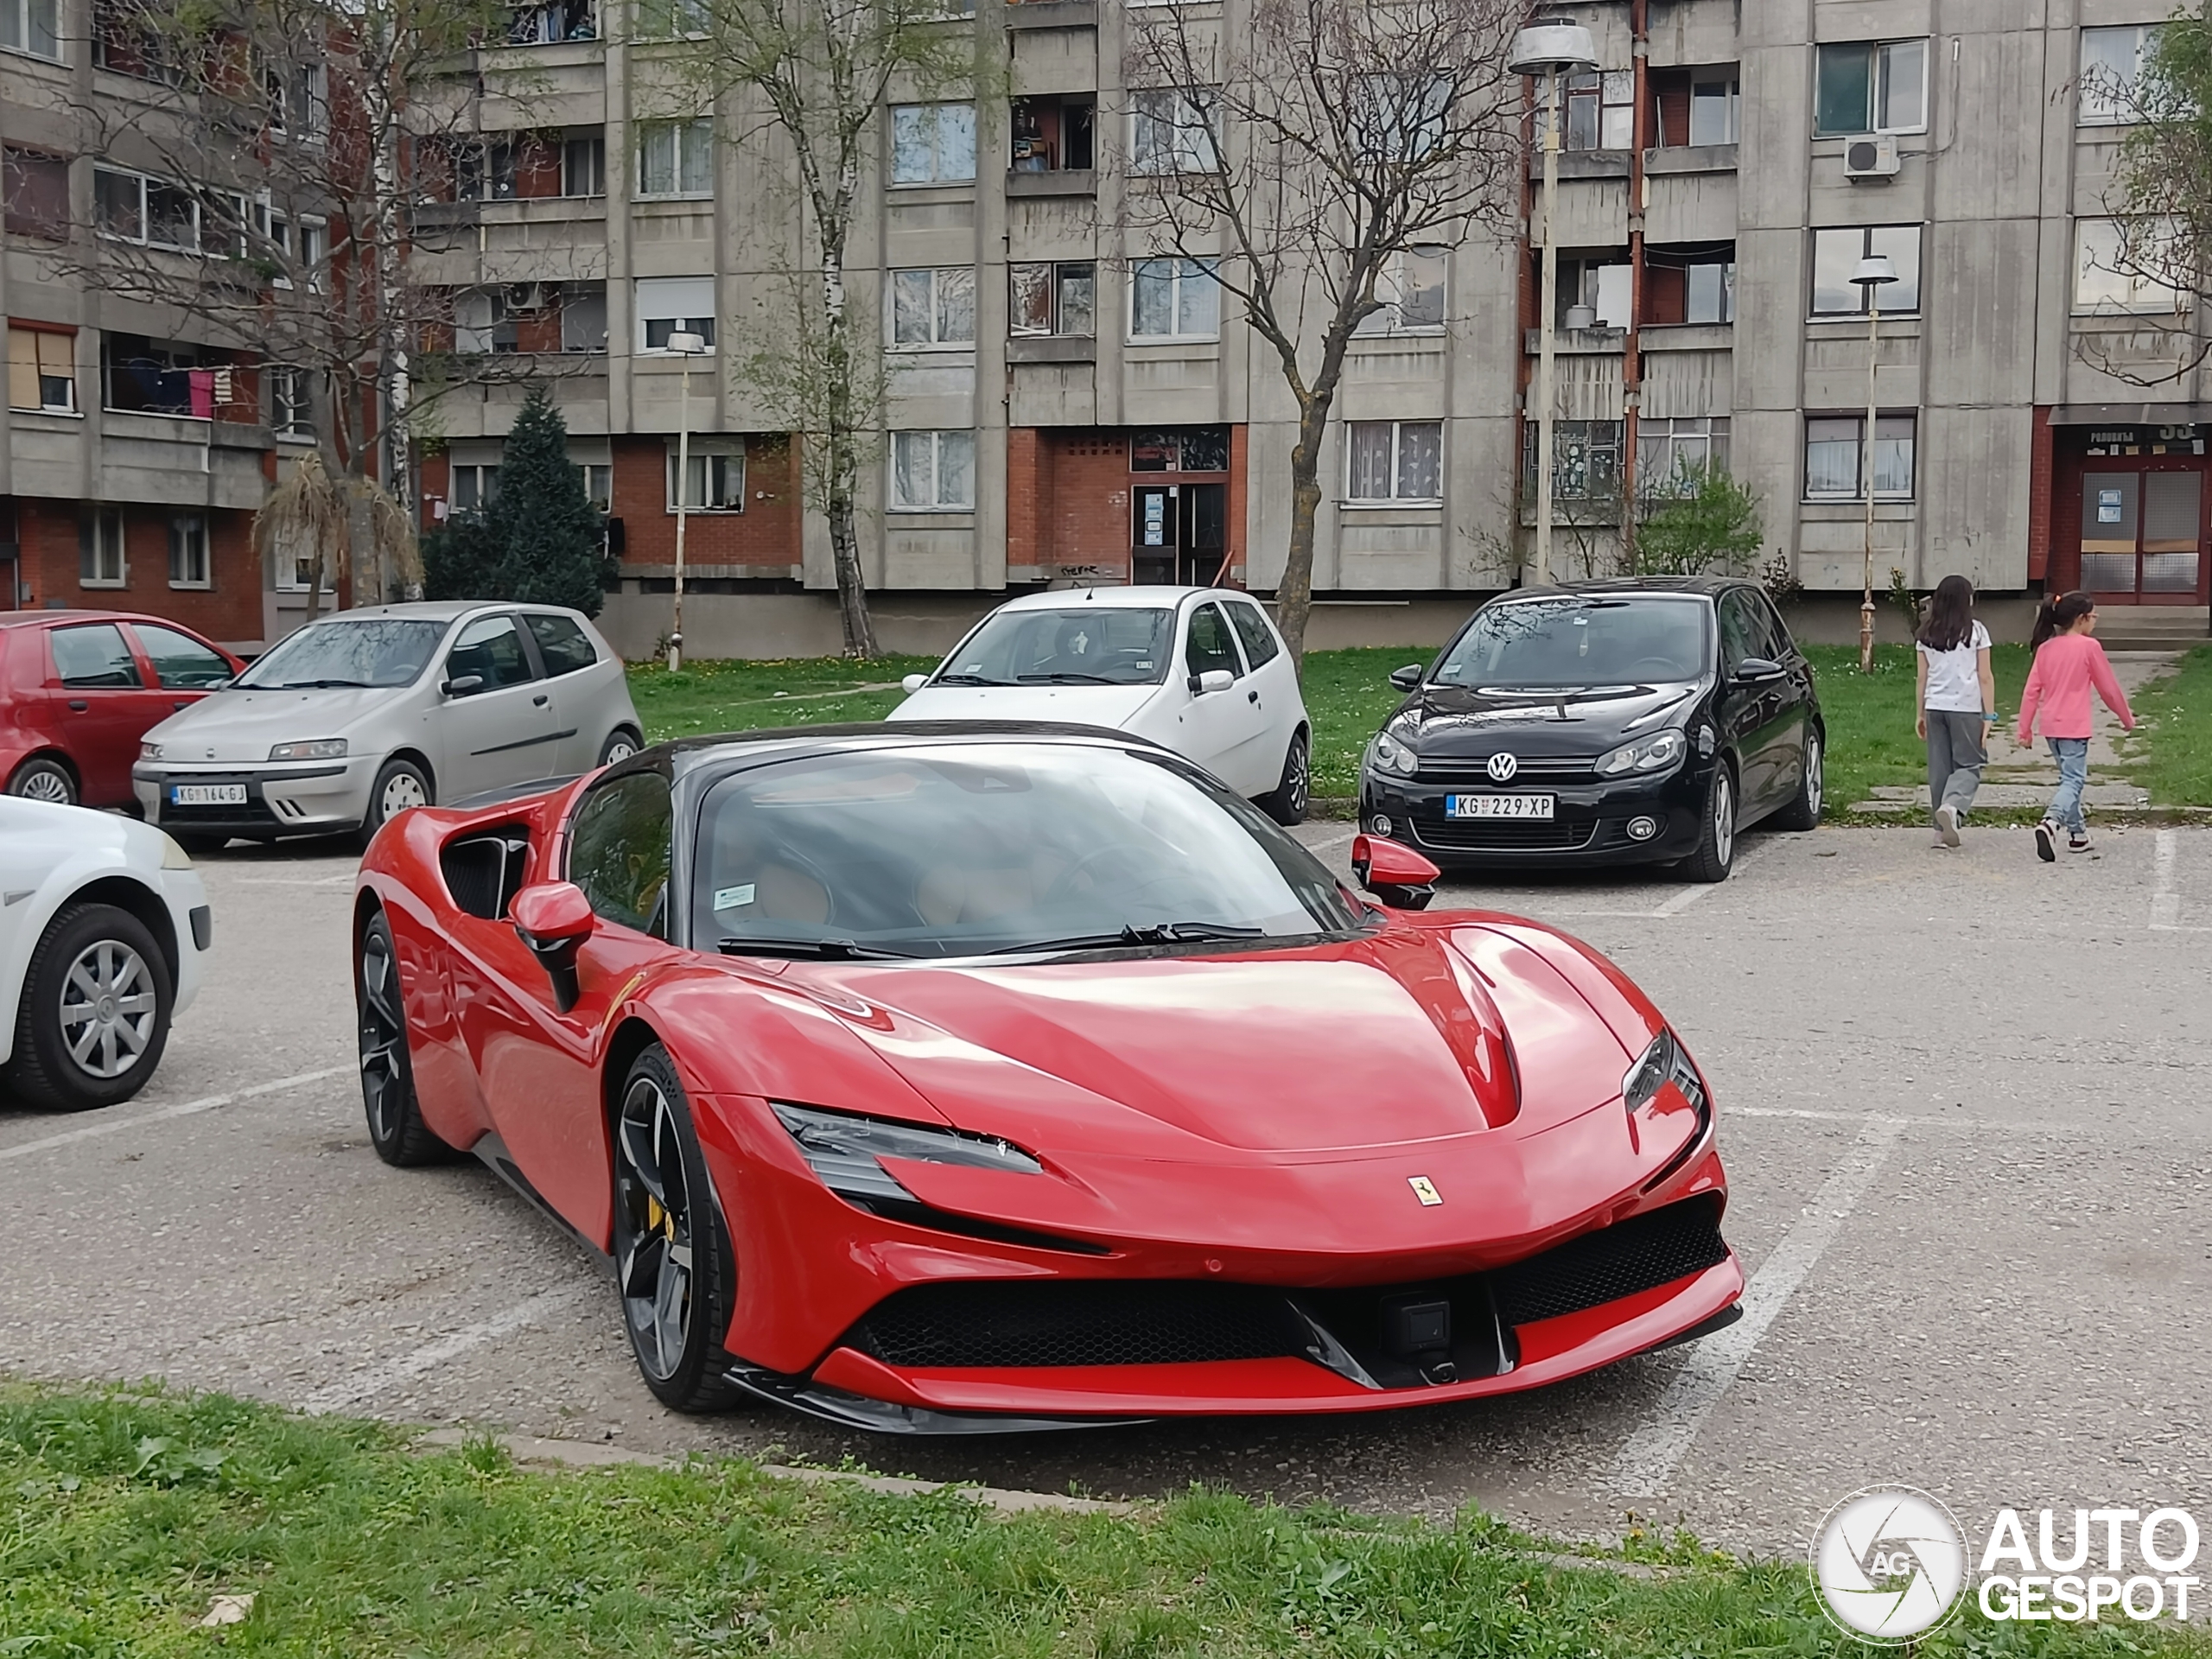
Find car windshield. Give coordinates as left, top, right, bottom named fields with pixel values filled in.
left=1429, top=597, right=1709, bottom=690
left=695, top=742, right=1365, bottom=957
left=933, top=607, right=1173, bottom=686
left=236, top=619, right=446, bottom=690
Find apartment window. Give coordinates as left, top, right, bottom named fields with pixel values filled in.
left=2075, top=217, right=2185, bottom=315
left=890, top=430, right=974, bottom=511
left=889, top=266, right=976, bottom=347
left=454, top=290, right=518, bottom=353
left=269, top=61, right=329, bottom=139
left=668, top=447, right=743, bottom=511
left=1810, top=225, right=1921, bottom=315
left=637, top=0, right=707, bottom=37
left=1009, top=261, right=1096, bottom=336
left=81, top=509, right=126, bottom=587
left=635, top=276, right=715, bottom=352
left=1351, top=73, right=1451, bottom=162
left=1011, top=96, right=1094, bottom=171
left=1522, top=419, right=1624, bottom=500
left=454, top=138, right=518, bottom=201
left=1, top=0, right=60, bottom=59
left=1347, top=421, right=1443, bottom=503
left=95, top=165, right=200, bottom=251
left=509, top=0, right=594, bottom=43
left=638, top=118, right=713, bottom=197
left=1805, top=414, right=1915, bottom=499
left=1644, top=247, right=1736, bottom=325
left=890, top=104, right=976, bottom=185
left=1815, top=39, right=1927, bottom=136
left=103, top=334, right=229, bottom=417
left=4, top=148, right=69, bottom=239
left=562, top=283, right=608, bottom=351
left=577, top=462, right=613, bottom=511
left=1637, top=416, right=1731, bottom=497
left=563, top=134, right=605, bottom=196
left=1129, top=90, right=1218, bottom=174
left=8, top=326, right=75, bottom=412
left=450, top=463, right=499, bottom=512
left=1690, top=76, right=1740, bottom=145
left=1556, top=257, right=1631, bottom=328
left=1565, top=70, right=1634, bottom=150
left=2080, top=25, right=2162, bottom=124
left=168, top=513, right=211, bottom=588
left=1130, top=257, right=1218, bottom=340
left=1129, top=427, right=1227, bottom=472
left=1354, top=245, right=1446, bottom=335
left=268, top=365, right=311, bottom=437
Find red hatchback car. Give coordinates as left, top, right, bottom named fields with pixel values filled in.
left=0, top=611, right=245, bottom=809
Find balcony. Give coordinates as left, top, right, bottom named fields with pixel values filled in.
left=1007, top=168, right=1095, bottom=198
left=1004, top=0, right=1096, bottom=28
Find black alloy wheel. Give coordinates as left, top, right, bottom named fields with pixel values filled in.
left=2, top=903, right=172, bottom=1111
left=1678, top=763, right=1737, bottom=884
left=356, top=910, right=451, bottom=1166
left=1260, top=728, right=1312, bottom=827
left=612, top=1045, right=743, bottom=1412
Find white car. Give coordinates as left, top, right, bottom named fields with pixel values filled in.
left=0, top=797, right=210, bottom=1111
left=134, top=601, right=643, bottom=851
left=888, top=587, right=1312, bottom=823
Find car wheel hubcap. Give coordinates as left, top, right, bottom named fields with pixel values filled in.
left=605, top=740, right=637, bottom=765
left=381, top=772, right=427, bottom=820
left=1806, top=739, right=1823, bottom=817
left=1287, top=741, right=1309, bottom=812
left=616, top=1077, right=694, bottom=1382
left=358, top=928, right=406, bottom=1142
left=16, top=767, right=71, bottom=804
left=59, top=940, right=155, bottom=1079
left=1714, top=775, right=1734, bottom=865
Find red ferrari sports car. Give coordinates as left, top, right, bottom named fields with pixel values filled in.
left=354, top=723, right=1741, bottom=1432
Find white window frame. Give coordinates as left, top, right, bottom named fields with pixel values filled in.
left=1344, top=419, right=1444, bottom=505
left=889, top=103, right=977, bottom=186
left=1128, top=89, right=1218, bottom=175
left=889, top=429, right=975, bottom=512
left=449, top=461, right=499, bottom=513
left=1008, top=260, right=1096, bottom=337
left=666, top=443, right=745, bottom=512
left=1688, top=74, right=1740, bottom=146
left=2074, top=216, right=2187, bottom=315
left=887, top=266, right=976, bottom=349
left=1809, top=224, right=1922, bottom=317
left=1128, top=257, right=1219, bottom=341
left=638, top=0, right=708, bottom=38
left=636, top=118, right=714, bottom=199
left=1803, top=413, right=1916, bottom=502
left=1636, top=416, right=1732, bottom=499
left=1564, top=69, right=1635, bottom=151
left=1814, top=38, right=1929, bottom=137
left=0, top=0, right=60, bottom=61
left=82, top=507, right=126, bottom=588
left=562, top=132, right=606, bottom=196
left=2079, top=25, right=2162, bottom=126
left=635, top=276, right=716, bottom=353
left=1354, top=245, right=1448, bottom=337
left=168, top=512, right=211, bottom=588
left=577, top=461, right=613, bottom=512
left=267, top=365, right=312, bottom=439
left=10, top=324, right=77, bottom=413
left=94, top=164, right=202, bottom=251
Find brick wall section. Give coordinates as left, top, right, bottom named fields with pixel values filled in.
left=11, top=498, right=261, bottom=644
left=2027, top=404, right=2052, bottom=585
left=1006, top=426, right=1046, bottom=572
left=1226, top=423, right=1248, bottom=584
left=612, top=434, right=798, bottom=568
left=1043, top=431, right=1136, bottom=575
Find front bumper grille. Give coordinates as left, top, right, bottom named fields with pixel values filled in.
left=843, top=1196, right=1729, bottom=1385
left=1413, top=817, right=1599, bottom=851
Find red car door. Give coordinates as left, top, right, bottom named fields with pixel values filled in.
left=45, top=620, right=166, bottom=805
left=124, top=620, right=242, bottom=709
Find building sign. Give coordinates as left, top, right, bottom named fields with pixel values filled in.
left=1141, top=493, right=1166, bottom=546
left=2086, top=425, right=2208, bottom=456
left=2097, top=488, right=2124, bottom=524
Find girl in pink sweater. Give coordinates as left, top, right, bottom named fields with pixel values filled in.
left=2015, top=591, right=2135, bottom=861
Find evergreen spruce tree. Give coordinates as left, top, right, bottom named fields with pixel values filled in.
left=490, top=390, right=607, bottom=617
left=419, top=510, right=504, bottom=601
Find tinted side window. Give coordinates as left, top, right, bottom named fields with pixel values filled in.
left=524, top=613, right=598, bottom=677
left=1224, top=601, right=1281, bottom=669
left=1717, top=594, right=1761, bottom=671
left=1752, top=592, right=1796, bottom=659
left=567, top=773, right=673, bottom=937
left=134, top=623, right=232, bottom=688
left=446, top=614, right=536, bottom=690
left=1185, top=602, right=1243, bottom=679
left=52, top=623, right=142, bottom=688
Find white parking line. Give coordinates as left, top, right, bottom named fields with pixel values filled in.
left=2148, top=830, right=2208, bottom=931
left=1605, top=1115, right=1904, bottom=1502
left=1729, top=1105, right=2092, bottom=1135
left=0, top=1065, right=353, bottom=1166
left=302, top=1284, right=596, bottom=1414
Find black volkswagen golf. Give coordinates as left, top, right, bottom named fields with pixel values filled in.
left=1357, top=578, right=1823, bottom=881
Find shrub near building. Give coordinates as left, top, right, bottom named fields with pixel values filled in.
left=423, top=391, right=609, bottom=616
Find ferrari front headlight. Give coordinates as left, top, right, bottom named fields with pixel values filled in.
left=1622, top=1028, right=1707, bottom=1116
left=772, top=1103, right=1041, bottom=1206
left=268, top=739, right=347, bottom=762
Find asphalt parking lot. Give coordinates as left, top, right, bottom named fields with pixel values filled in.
left=3, top=819, right=2208, bottom=1555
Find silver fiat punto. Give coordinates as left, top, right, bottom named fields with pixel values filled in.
left=133, top=601, right=642, bottom=850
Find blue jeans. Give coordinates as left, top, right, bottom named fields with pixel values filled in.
left=2046, top=737, right=2089, bottom=834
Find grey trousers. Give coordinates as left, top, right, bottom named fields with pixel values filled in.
left=1926, top=709, right=1987, bottom=818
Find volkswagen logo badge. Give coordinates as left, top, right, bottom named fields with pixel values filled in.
left=1486, top=752, right=1519, bottom=783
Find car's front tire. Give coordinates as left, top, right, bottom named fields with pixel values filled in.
left=1678, top=764, right=1737, bottom=884
left=613, top=1044, right=744, bottom=1413
left=356, top=910, right=453, bottom=1166
left=3, top=902, right=173, bottom=1111
left=358, top=757, right=432, bottom=851
left=598, top=728, right=642, bottom=768
left=1257, top=728, right=1311, bottom=826
left=7, top=756, right=77, bottom=806
left=1771, top=729, right=1824, bottom=831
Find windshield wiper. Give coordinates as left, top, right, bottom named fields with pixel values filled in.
left=267, top=677, right=376, bottom=690
left=984, top=920, right=1266, bottom=955
left=1015, top=671, right=1121, bottom=684
left=930, top=672, right=1013, bottom=686
left=717, top=937, right=912, bottom=960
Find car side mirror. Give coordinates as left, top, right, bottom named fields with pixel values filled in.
left=1187, top=668, right=1236, bottom=696
left=900, top=673, right=928, bottom=693
left=1389, top=664, right=1423, bottom=692
left=205, top=677, right=233, bottom=691
left=442, top=673, right=485, bottom=697
left=1733, top=656, right=1786, bottom=683
left=509, top=880, right=596, bottom=1013
left=1351, top=834, right=1440, bottom=912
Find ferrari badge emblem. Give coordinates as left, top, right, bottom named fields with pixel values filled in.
left=1408, top=1176, right=1443, bottom=1206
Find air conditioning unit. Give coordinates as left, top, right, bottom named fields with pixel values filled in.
left=1843, top=133, right=1900, bottom=181
left=505, top=282, right=547, bottom=311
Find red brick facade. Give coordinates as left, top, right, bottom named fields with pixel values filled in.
left=4, top=496, right=264, bottom=645
left=1007, top=427, right=1248, bottom=582
left=2026, top=404, right=2053, bottom=584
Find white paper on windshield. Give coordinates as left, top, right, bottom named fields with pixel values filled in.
left=713, top=884, right=757, bottom=911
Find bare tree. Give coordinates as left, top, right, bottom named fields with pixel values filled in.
left=60, top=0, right=588, bottom=613
left=680, top=0, right=982, bottom=658
left=2081, top=3, right=2212, bottom=383
left=1124, top=0, right=1523, bottom=671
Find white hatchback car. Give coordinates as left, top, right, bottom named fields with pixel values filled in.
left=135, top=601, right=642, bottom=850
left=889, top=587, right=1312, bottom=823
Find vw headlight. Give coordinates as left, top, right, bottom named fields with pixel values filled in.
left=773, top=1103, right=1041, bottom=1208
left=1593, top=728, right=1686, bottom=777
left=1622, top=1029, right=1707, bottom=1116
left=1366, top=730, right=1420, bottom=779
left=268, top=739, right=347, bottom=762
left=140, top=741, right=162, bottom=762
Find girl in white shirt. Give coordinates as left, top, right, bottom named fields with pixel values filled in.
left=1914, top=575, right=1997, bottom=849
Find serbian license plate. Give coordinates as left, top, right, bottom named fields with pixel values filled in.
left=172, top=784, right=247, bottom=806
left=1446, top=792, right=1554, bottom=820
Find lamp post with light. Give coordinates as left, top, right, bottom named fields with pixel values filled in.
left=1510, top=19, right=1598, bottom=588
left=663, top=328, right=709, bottom=672
left=1849, top=254, right=1897, bottom=673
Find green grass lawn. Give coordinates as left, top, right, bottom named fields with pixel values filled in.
left=628, top=656, right=940, bottom=745
left=2119, top=645, right=2212, bottom=808
left=4, top=1384, right=2196, bottom=1656
left=1800, top=644, right=2034, bottom=811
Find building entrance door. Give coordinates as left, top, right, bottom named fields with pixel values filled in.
left=2079, top=467, right=2205, bottom=603
left=1129, top=483, right=1228, bottom=587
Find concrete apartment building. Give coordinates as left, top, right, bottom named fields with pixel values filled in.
left=3, top=0, right=2206, bottom=657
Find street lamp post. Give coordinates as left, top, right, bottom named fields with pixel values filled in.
left=1849, top=254, right=1897, bottom=673
left=664, top=329, right=709, bottom=672
left=1510, top=21, right=1599, bottom=588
